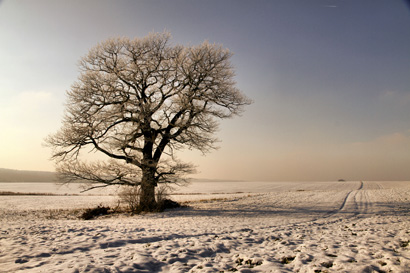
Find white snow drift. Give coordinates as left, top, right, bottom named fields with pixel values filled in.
left=0, top=181, right=409, bottom=272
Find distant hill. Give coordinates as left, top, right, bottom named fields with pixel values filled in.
left=0, top=168, right=241, bottom=183
left=0, top=168, right=57, bottom=182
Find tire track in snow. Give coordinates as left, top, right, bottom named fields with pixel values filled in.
left=336, top=180, right=374, bottom=216
left=339, top=181, right=363, bottom=211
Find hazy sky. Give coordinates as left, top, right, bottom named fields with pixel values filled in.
left=1, top=0, right=409, bottom=181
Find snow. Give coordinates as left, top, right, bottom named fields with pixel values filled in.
left=0, top=181, right=409, bottom=272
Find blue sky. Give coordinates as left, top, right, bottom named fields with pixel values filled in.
left=1, top=0, right=409, bottom=181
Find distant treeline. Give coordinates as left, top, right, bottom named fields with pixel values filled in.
left=0, top=168, right=57, bottom=182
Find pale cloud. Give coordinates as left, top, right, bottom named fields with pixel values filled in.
left=17, top=90, right=54, bottom=105
left=0, top=89, right=63, bottom=171
left=377, top=132, right=410, bottom=145
left=340, top=132, right=410, bottom=180
left=351, top=132, right=410, bottom=148
left=184, top=130, right=410, bottom=181
left=1, top=90, right=60, bottom=126
left=379, top=90, right=410, bottom=106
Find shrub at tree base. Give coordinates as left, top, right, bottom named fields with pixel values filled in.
left=81, top=187, right=183, bottom=219
left=157, top=199, right=182, bottom=211
left=118, top=185, right=141, bottom=213
left=81, top=205, right=110, bottom=220
left=130, top=198, right=183, bottom=214
left=118, top=184, right=182, bottom=214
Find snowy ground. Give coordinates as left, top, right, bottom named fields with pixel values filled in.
left=0, top=181, right=409, bottom=272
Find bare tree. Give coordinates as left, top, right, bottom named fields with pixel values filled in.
left=46, top=32, right=251, bottom=211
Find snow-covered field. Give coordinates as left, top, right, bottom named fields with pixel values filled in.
left=0, top=181, right=409, bottom=272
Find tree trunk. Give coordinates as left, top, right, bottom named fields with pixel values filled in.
left=139, top=167, right=157, bottom=211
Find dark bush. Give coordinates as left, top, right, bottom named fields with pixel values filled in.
left=81, top=205, right=110, bottom=220
left=157, top=199, right=181, bottom=211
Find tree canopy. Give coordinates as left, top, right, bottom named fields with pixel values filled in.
left=46, top=32, right=251, bottom=211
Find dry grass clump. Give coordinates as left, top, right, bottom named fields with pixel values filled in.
left=281, top=256, right=295, bottom=264
left=118, top=184, right=183, bottom=214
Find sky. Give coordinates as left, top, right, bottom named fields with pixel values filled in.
left=0, top=0, right=410, bottom=181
